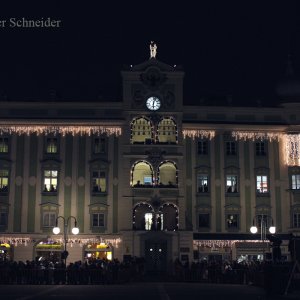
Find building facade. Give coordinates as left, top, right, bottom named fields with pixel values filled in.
left=0, top=54, right=300, bottom=270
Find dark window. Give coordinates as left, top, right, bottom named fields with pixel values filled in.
left=94, top=137, right=106, bottom=154
left=293, top=213, right=300, bottom=228
left=43, top=212, right=56, bottom=227
left=92, top=213, right=105, bottom=227
left=198, top=141, right=208, bottom=155
left=226, top=141, right=236, bottom=155
left=0, top=212, right=7, bottom=226
left=198, top=214, right=210, bottom=228
left=256, top=142, right=266, bottom=156
left=227, top=214, right=239, bottom=229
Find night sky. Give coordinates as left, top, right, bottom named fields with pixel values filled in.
left=0, top=1, right=300, bottom=106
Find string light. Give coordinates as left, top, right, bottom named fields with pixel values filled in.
left=284, top=134, right=300, bottom=166
left=0, top=125, right=122, bottom=136
left=182, top=129, right=215, bottom=140
left=193, top=240, right=264, bottom=248
left=231, top=131, right=281, bottom=141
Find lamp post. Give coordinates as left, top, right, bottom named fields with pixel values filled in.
left=52, top=216, right=79, bottom=267
left=250, top=214, right=276, bottom=261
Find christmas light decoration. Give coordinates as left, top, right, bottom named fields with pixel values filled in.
left=231, top=131, right=281, bottom=141
left=284, top=134, right=300, bottom=166
left=182, top=129, right=215, bottom=140
left=193, top=239, right=264, bottom=248
left=0, top=125, right=122, bottom=136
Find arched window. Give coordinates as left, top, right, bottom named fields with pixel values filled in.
left=133, top=203, right=154, bottom=230
left=157, top=117, right=177, bottom=144
left=159, top=203, right=179, bottom=231
left=131, top=161, right=154, bottom=187
left=158, top=161, right=177, bottom=187
left=131, top=117, right=153, bottom=144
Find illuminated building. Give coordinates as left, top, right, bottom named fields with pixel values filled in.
left=0, top=50, right=299, bottom=268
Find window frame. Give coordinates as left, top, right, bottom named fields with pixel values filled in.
left=197, top=140, right=208, bottom=155
left=197, top=174, right=209, bottom=193
left=0, top=169, right=9, bottom=194
left=93, top=136, right=107, bottom=154
left=0, top=137, right=9, bottom=154
left=92, top=213, right=105, bottom=227
left=256, top=175, right=269, bottom=194
left=91, top=170, right=107, bottom=194
left=226, top=213, right=239, bottom=230
left=42, top=212, right=57, bottom=228
left=43, top=169, right=58, bottom=194
left=255, top=141, right=266, bottom=156
left=45, top=136, right=59, bottom=154
left=0, top=211, right=8, bottom=227
left=225, top=141, right=237, bottom=155
left=198, top=213, right=210, bottom=228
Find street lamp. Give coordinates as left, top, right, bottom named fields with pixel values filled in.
left=250, top=214, right=276, bottom=260
left=52, top=216, right=79, bottom=266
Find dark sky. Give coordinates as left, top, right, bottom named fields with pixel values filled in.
left=0, top=1, right=300, bottom=106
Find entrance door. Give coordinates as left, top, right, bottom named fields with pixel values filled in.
left=145, top=240, right=167, bottom=274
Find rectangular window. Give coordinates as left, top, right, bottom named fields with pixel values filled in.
left=144, top=176, right=152, bottom=185
left=197, top=174, right=209, bottom=193
left=226, top=175, right=238, bottom=193
left=292, top=174, right=300, bottom=190
left=92, top=171, right=106, bottom=192
left=46, top=137, right=58, bottom=154
left=226, top=141, right=236, bottom=155
left=0, top=170, right=9, bottom=193
left=0, top=137, right=9, bottom=153
left=256, top=142, right=266, bottom=156
left=227, top=214, right=239, bottom=229
left=198, top=213, right=210, bottom=228
left=43, top=212, right=56, bottom=227
left=293, top=213, right=300, bottom=228
left=198, top=141, right=208, bottom=155
left=94, top=137, right=106, bottom=154
left=92, top=213, right=105, bottom=227
left=256, top=175, right=268, bottom=193
left=43, top=170, right=58, bottom=192
left=0, top=212, right=8, bottom=226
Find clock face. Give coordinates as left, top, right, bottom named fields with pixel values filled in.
left=146, top=96, right=161, bottom=111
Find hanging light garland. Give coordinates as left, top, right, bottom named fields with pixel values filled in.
left=0, top=236, right=122, bottom=248
left=231, top=131, right=282, bottom=141
left=0, top=125, right=122, bottom=136
left=193, top=239, right=264, bottom=248
left=182, top=129, right=215, bottom=140
left=284, top=134, right=300, bottom=166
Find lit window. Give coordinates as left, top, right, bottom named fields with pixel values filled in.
left=256, top=175, right=268, bottom=193
left=227, top=214, right=239, bottom=229
left=43, top=170, right=58, bottom=192
left=43, top=212, right=56, bottom=227
left=197, top=174, right=209, bottom=193
left=0, top=212, right=8, bottom=226
left=131, top=117, right=152, bottom=144
left=0, top=138, right=8, bottom=153
left=0, top=170, right=9, bottom=193
left=226, top=141, right=236, bottom=155
left=145, top=213, right=153, bottom=230
left=293, top=213, right=300, bottom=228
left=157, top=118, right=177, bottom=143
left=256, top=142, right=266, bottom=156
left=92, top=171, right=106, bottom=193
left=292, top=174, right=300, bottom=190
left=93, top=137, right=106, bottom=154
left=92, top=213, right=104, bottom=227
left=198, top=214, right=210, bottom=228
left=46, top=137, right=58, bottom=154
left=226, top=175, right=238, bottom=193
left=198, top=140, right=208, bottom=155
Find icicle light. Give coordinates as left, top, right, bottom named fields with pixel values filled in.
left=0, top=125, right=122, bottom=136
left=231, top=131, right=281, bottom=141
left=182, top=129, right=215, bottom=140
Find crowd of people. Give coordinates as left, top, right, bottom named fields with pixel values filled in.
left=0, top=256, right=295, bottom=289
